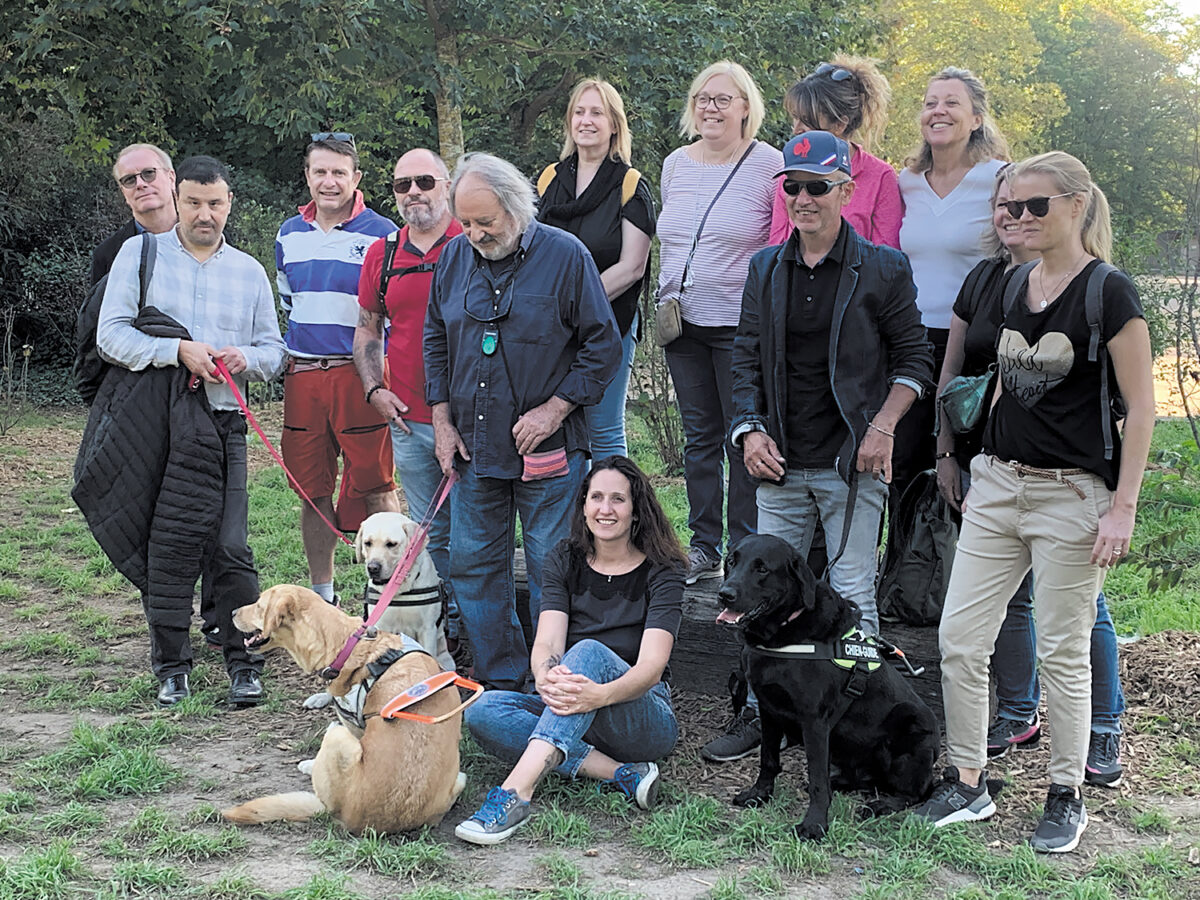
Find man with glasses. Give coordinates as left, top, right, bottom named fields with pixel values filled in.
left=706, top=132, right=932, bottom=761
left=353, top=147, right=463, bottom=653
left=275, top=133, right=400, bottom=606
left=424, top=152, right=619, bottom=690
left=90, top=143, right=178, bottom=286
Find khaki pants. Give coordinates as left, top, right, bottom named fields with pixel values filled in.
left=940, top=455, right=1110, bottom=786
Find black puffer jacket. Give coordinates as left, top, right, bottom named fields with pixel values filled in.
left=73, top=308, right=225, bottom=619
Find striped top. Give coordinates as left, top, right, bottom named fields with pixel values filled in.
left=657, top=141, right=782, bottom=327
left=275, top=191, right=397, bottom=358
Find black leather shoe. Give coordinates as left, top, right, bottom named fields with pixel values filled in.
left=157, top=673, right=190, bottom=707
left=228, top=670, right=264, bottom=707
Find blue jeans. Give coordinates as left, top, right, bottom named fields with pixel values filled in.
left=664, top=321, right=757, bottom=559
left=756, top=470, right=888, bottom=635
left=585, top=316, right=637, bottom=461
left=450, top=451, right=586, bottom=690
left=464, top=639, right=678, bottom=777
left=390, top=421, right=458, bottom=638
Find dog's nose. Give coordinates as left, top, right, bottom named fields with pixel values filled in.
left=716, top=586, right=735, bottom=603
left=367, top=561, right=382, bottom=577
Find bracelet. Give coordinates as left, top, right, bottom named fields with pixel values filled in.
left=867, top=421, right=895, bottom=438
left=365, top=384, right=385, bottom=404
left=935, top=451, right=955, bottom=460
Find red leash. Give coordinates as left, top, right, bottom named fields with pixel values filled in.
left=211, top=358, right=352, bottom=547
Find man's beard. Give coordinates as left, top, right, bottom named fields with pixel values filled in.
left=403, top=199, right=446, bottom=231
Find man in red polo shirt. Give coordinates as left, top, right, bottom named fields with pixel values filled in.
left=354, top=147, right=463, bottom=648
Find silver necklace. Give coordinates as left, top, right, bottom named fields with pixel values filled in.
left=1037, top=252, right=1087, bottom=309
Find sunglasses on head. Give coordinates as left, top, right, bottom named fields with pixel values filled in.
left=782, top=178, right=850, bottom=197
left=311, top=131, right=356, bottom=146
left=813, top=62, right=852, bottom=82
left=392, top=175, right=446, bottom=194
left=998, top=191, right=1075, bottom=219
left=117, top=168, right=159, bottom=189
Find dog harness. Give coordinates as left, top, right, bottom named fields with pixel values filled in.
left=331, top=639, right=428, bottom=729
left=753, top=627, right=884, bottom=699
left=360, top=581, right=446, bottom=624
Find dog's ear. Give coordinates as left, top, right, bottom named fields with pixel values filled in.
left=402, top=517, right=422, bottom=551
left=786, top=548, right=819, bottom=611
left=260, top=586, right=299, bottom=636
left=353, top=525, right=366, bottom=563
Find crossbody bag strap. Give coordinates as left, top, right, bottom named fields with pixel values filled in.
left=680, top=140, right=758, bottom=292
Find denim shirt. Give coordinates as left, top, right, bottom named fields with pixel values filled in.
left=424, top=221, right=620, bottom=478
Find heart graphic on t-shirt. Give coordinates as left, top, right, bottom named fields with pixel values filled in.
left=997, top=329, right=1074, bottom=409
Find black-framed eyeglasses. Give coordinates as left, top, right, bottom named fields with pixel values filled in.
left=393, top=175, right=447, bottom=194
left=693, top=93, right=737, bottom=110
left=998, top=192, right=1075, bottom=219
left=813, top=62, right=853, bottom=82
left=782, top=178, right=851, bottom=197
left=311, top=131, right=356, bottom=147
left=117, top=168, right=159, bottom=189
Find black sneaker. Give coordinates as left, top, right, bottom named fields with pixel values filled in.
left=685, top=548, right=722, bottom=585
left=1030, top=784, right=1087, bottom=853
left=701, top=708, right=761, bottom=762
left=986, top=713, right=1041, bottom=758
left=1084, top=732, right=1123, bottom=788
left=911, top=767, right=997, bottom=827
left=607, top=762, right=660, bottom=810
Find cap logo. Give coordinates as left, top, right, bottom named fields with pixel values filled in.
left=794, top=138, right=811, bottom=157
left=820, top=154, right=837, bottom=167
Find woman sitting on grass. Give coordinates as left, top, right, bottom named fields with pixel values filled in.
left=456, top=456, right=687, bottom=846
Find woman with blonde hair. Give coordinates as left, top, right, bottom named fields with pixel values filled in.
left=915, top=151, right=1153, bottom=855
left=768, top=55, right=902, bottom=248
left=656, top=60, right=781, bottom=600
left=536, top=78, right=655, bottom=459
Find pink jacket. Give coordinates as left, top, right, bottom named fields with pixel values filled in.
left=769, top=146, right=902, bottom=248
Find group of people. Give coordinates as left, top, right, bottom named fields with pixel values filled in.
left=80, top=52, right=1152, bottom=856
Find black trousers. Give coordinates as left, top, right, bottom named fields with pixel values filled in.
left=145, top=411, right=263, bottom=679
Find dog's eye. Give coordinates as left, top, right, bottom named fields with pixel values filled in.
left=385, top=540, right=398, bottom=549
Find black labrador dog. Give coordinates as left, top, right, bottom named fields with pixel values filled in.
left=717, top=534, right=937, bottom=840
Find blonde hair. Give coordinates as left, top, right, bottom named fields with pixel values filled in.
left=112, top=143, right=174, bottom=182
left=906, top=67, right=1010, bottom=173
left=980, top=163, right=1013, bottom=261
left=678, top=60, right=766, bottom=141
left=785, top=54, right=891, bottom=150
left=560, top=79, right=632, bottom=164
left=1011, top=151, right=1113, bottom=262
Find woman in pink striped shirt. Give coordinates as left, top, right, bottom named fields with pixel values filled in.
left=768, top=56, right=901, bottom=249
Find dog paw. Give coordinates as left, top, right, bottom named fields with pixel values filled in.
left=795, top=819, right=827, bottom=841
left=303, top=691, right=333, bottom=709
left=297, top=759, right=315, bottom=775
left=733, top=787, right=770, bottom=808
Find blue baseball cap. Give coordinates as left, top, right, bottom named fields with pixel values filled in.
left=776, top=131, right=852, bottom=178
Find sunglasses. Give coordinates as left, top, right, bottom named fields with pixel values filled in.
left=311, top=131, right=356, bottom=146
left=998, top=191, right=1075, bottom=219
left=117, top=168, right=159, bottom=189
left=813, top=62, right=852, bottom=82
left=392, top=175, right=446, bottom=194
left=782, top=178, right=850, bottom=197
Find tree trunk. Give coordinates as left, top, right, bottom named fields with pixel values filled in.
left=433, top=29, right=464, bottom=170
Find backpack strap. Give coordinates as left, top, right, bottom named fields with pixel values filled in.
left=137, top=231, right=157, bottom=310
left=1001, top=261, right=1037, bottom=318
left=1086, top=262, right=1120, bottom=460
left=377, top=232, right=399, bottom=301
left=621, top=168, right=641, bottom=207
left=536, top=163, right=558, bottom=198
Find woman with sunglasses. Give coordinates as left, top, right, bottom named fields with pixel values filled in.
left=916, top=152, right=1154, bottom=855
left=657, top=60, right=782, bottom=587
left=536, top=79, right=655, bottom=460
left=935, top=165, right=1129, bottom=791
left=892, top=67, right=1010, bottom=495
left=768, top=55, right=901, bottom=249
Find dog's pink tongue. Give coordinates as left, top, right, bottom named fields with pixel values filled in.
left=715, top=608, right=741, bottom=625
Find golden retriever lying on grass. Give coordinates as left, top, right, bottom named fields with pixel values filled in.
left=221, top=585, right=465, bottom=834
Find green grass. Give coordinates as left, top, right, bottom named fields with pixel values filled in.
left=18, top=718, right=180, bottom=799
left=307, top=825, right=450, bottom=877
left=0, top=840, right=85, bottom=899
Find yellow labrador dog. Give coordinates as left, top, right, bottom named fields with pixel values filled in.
left=221, top=585, right=465, bottom=834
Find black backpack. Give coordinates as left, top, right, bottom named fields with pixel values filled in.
left=74, top=233, right=157, bottom=405
left=1002, top=260, right=1124, bottom=459
left=877, top=470, right=958, bottom=626
left=377, top=232, right=436, bottom=299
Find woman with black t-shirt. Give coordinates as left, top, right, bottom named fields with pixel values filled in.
left=536, top=79, right=656, bottom=460
left=456, top=456, right=686, bottom=846
left=916, top=152, right=1154, bottom=855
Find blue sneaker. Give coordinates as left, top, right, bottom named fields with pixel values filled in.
left=608, top=762, right=660, bottom=810
left=454, top=786, right=530, bottom=845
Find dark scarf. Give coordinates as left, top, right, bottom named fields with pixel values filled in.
left=538, top=153, right=628, bottom=228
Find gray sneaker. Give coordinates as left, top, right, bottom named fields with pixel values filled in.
left=1084, top=732, right=1123, bottom=788
left=701, top=708, right=761, bottom=762
left=911, top=767, right=997, bottom=827
left=455, top=786, right=530, bottom=845
left=1030, top=784, right=1087, bottom=853
left=685, top=548, right=722, bottom=585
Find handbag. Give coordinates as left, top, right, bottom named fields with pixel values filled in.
left=654, top=140, right=758, bottom=348
left=937, top=365, right=996, bottom=435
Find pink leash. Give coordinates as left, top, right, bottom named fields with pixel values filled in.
left=211, top=358, right=352, bottom=547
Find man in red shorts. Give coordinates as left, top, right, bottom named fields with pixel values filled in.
left=275, top=133, right=400, bottom=602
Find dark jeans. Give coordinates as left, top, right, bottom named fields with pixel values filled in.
left=664, top=320, right=757, bottom=559
left=146, top=411, right=263, bottom=680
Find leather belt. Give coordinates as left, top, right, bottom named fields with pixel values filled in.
left=992, top=457, right=1087, bottom=499
left=287, top=356, right=354, bottom=374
